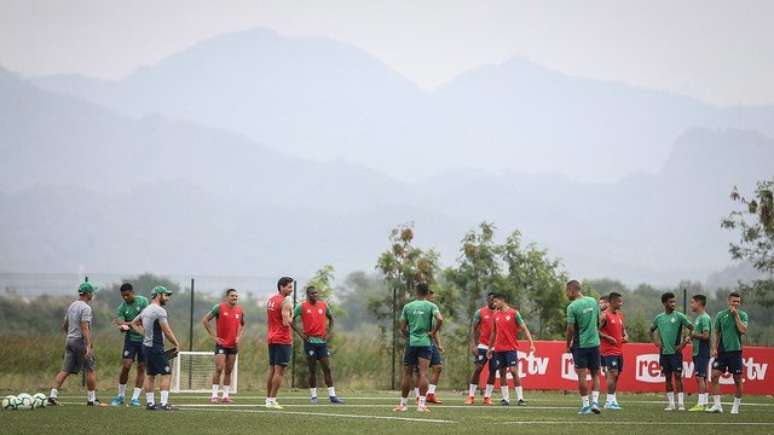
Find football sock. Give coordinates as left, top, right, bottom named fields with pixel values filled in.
left=714, top=395, right=722, bottom=406
left=87, top=390, right=96, bottom=402
left=591, top=390, right=599, bottom=404
left=50, top=389, right=58, bottom=399
left=211, top=384, right=219, bottom=398
left=160, top=390, right=169, bottom=406
left=501, top=386, right=510, bottom=402
left=677, top=392, right=684, bottom=406
left=328, top=387, right=336, bottom=397
left=222, top=385, right=230, bottom=398
left=515, top=386, right=524, bottom=401
left=118, top=384, right=126, bottom=397
left=484, top=384, right=494, bottom=398
left=418, top=396, right=426, bottom=407
left=310, top=387, right=318, bottom=399
left=581, top=395, right=590, bottom=407
left=468, top=384, right=477, bottom=397
left=399, top=397, right=408, bottom=406
left=415, top=388, right=420, bottom=398
left=428, top=384, right=437, bottom=395
left=146, top=392, right=155, bottom=405
left=667, top=392, right=675, bottom=405
left=131, top=388, right=142, bottom=401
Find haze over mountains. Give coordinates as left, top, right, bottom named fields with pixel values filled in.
left=2, top=27, right=773, bottom=287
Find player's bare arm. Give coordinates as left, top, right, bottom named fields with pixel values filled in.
left=160, top=321, right=180, bottom=349
left=521, top=321, right=536, bottom=353
left=290, top=307, right=308, bottom=342
left=711, top=325, right=719, bottom=358
left=565, top=323, right=575, bottom=352
left=325, top=309, right=334, bottom=341
left=400, top=318, right=408, bottom=338
left=130, top=315, right=144, bottom=336
left=487, top=320, right=497, bottom=358
left=202, top=312, right=224, bottom=345
left=81, top=320, right=93, bottom=358
left=469, top=318, right=480, bottom=355
left=236, top=313, right=245, bottom=344
left=731, top=307, right=748, bottom=334
left=649, top=327, right=661, bottom=350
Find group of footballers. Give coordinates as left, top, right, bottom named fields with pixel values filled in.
left=44, top=276, right=750, bottom=416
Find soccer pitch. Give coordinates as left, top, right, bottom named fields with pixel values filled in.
left=3, top=391, right=774, bottom=435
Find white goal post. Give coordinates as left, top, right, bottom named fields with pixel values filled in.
left=171, top=351, right=239, bottom=394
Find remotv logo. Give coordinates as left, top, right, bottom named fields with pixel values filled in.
left=635, top=354, right=663, bottom=383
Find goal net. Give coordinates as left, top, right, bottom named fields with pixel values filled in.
left=171, top=351, right=239, bottom=394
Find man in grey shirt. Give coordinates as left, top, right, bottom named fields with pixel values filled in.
left=131, top=286, right=180, bottom=411
left=48, top=282, right=101, bottom=406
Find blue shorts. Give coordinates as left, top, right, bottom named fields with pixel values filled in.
left=143, top=346, right=171, bottom=376
left=303, top=342, right=330, bottom=361
left=403, top=346, right=432, bottom=366
left=601, top=354, right=623, bottom=373
left=712, top=351, right=743, bottom=376
left=268, top=344, right=292, bottom=366
left=122, top=339, right=144, bottom=362
left=693, top=355, right=710, bottom=378
left=214, top=344, right=239, bottom=355
left=572, top=346, right=601, bottom=370
left=659, top=353, right=683, bottom=375
left=430, top=344, right=443, bottom=366
left=493, top=351, right=518, bottom=370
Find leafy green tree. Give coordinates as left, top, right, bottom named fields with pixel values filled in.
left=722, top=178, right=774, bottom=306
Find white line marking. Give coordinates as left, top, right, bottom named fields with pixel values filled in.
left=176, top=405, right=455, bottom=424
left=172, top=403, right=575, bottom=410
left=497, top=421, right=774, bottom=426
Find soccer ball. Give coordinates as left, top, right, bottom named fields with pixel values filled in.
left=16, top=393, right=33, bottom=410
left=32, top=393, right=47, bottom=409
left=2, top=395, right=18, bottom=410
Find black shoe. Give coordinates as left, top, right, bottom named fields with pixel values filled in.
left=517, top=399, right=526, bottom=406
left=87, top=399, right=102, bottom=407
left=157, top=403, right=177, bottom=411
left=47, top=397, right=62, bottom=407
left=500, top=399, right=510, bottom=406
left=146, top=403, right=158, bottom=411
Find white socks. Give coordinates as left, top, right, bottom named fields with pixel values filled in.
left=428, top=384, right=437, bottom=395
left=131, top=387, right=142, bottom=401
left=399, top=396, right=408, bottom=406
left=581, top=395, right=590, bottom=407
left=414, top=387, right=420, bottom=398
left=223, top=385, right=230, bottom=398
left=714, top=395, right=722, bottom=406
left=732, top=397, right=741, bottom=411
left=677, top=392, right=684, bottom=406
left=606, top=393, right=617, bottom=404
left=468, top=384, right=477, bottom=396
left=211, top=384, right=219, bottom=398
left=501, top=386, right=510, bottom=402
left=146, top=392, right=155, bottom=405
left=266, top=397, right=277, bottom=405
left=418, top=396, right=426, bottom=407
left=160, top=390, right=169, bottom=406
left=118, top=384, right=127, bottom=397
left=328, top=387, right=336, bottom=397
left=667, top=392, right=675, bottom=405
left=310, top=387, right=318, bottom=399
left=49, top=388, right=58, bottom=399
left=484, top=384, right=494, bottom=398
left=87, top=390, right=96, bottom=402
left=515, top=386, right=524, bottom=401
left=591, top=390, right=599, bottom=404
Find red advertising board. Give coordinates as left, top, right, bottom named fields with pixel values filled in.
left=480, top=341, right=773, bottom=395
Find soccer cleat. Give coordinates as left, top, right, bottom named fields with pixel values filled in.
left=393, top=404, right=408, bottom=412
left=578, top=405, right=593, bottom=415
left=664, top=403, right=676, bottom=411
left=482, top=397, right=493, bottom=406
left=145, top=403, right=157, bottom=411
left=464, top=396, right=475, bottom=405
left=677, top=404, right=686, bottom=411
left=269, top=402, right=284, bottom=410
left=705, top=403, right=723, bottom=413
left=110, top=396, right=125, bottom=407
left=210, top=397, right=219, bottom=404
left=86, top=399, right=102, bottom=407
left=688, top=403, right=705, bottom=412
left=47, top=397, right=62, bottom=407
left=310, top=396, right=319, bottom=404
left=517, top=399, right=526, bottom=406
left=329, top=396, right=344, bottom=404
left=426, top=394, right=442, bottom=404
left=221, top=397, right=233, bottom=404
left=416, top=405, right=431, bottom=413
left=499, top=399, right=510, bottom=406
left=591, top=402, right=601, bottom=414
left=157, top=403, right=177, bottom=411
left=730, top=407, right=739, bottom=415
left=129, top=399, right=141, bottom=407
left=604, top=402, right=622, bottom=410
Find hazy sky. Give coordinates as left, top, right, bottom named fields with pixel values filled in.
left=2, top=0, right=773, bottom=106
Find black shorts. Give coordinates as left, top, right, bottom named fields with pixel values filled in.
left=693, top=355, right=710, bottom=378
left=659, top=353, right=683, bottom=375
left=430, top=344, right=443, bottom=366
left=403, top=346, right=432, bottom=366
left=62, top=338, right=96, bottom=374
left=303, top=342, right=330, bottom=361
left=214, top=344, right=239, bottom=355
left=712, top=351, right=743, bottom=376
left=143, top=346, right=171, bottom=376
left=601, top=355, right=623, bottom=373
left=122, top=339, right=144, bottom=362
left=493, top=351, right=518, bottom=370
left=268, top=344, right=292, bottom=366
left=572, top=346, right=601, bottom=370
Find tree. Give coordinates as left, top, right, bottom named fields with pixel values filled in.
left=722, top=178, right=774, bottom=307
left=503, top=231, right=567, bottom=338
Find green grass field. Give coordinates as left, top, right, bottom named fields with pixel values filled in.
left=2, top=391, right=774, bottom=434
